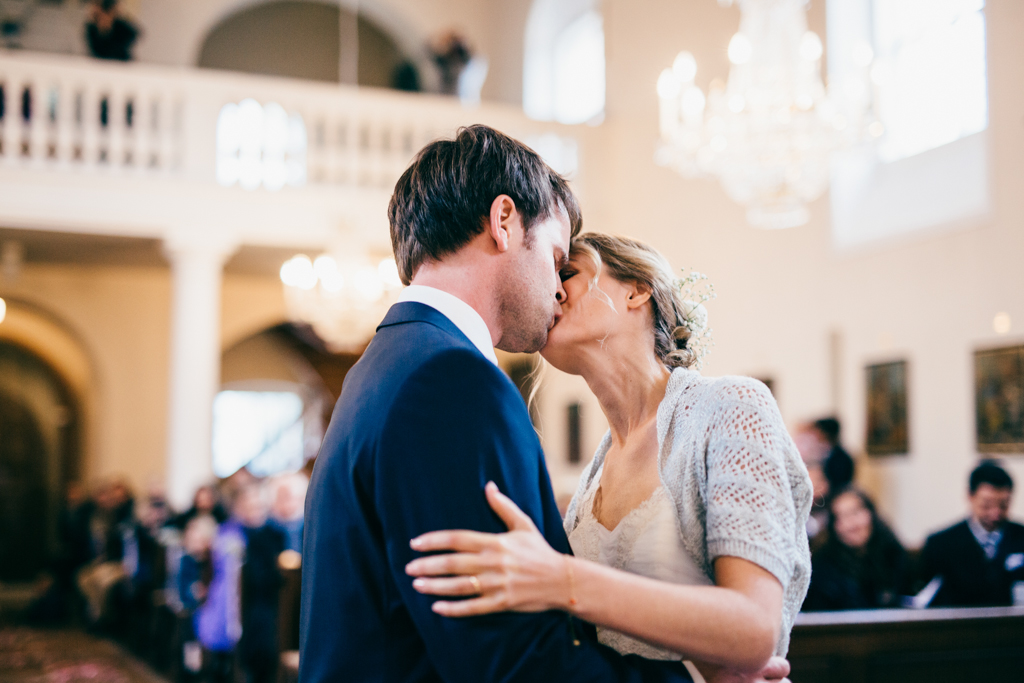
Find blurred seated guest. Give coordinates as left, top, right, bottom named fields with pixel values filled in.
left=793, top=423, right=831, bottom=546
left=803, top=488, right=909, bottom=611
left=920, top=461, right=1024, bottom=607
left=168, top=484, right=228, bottom=530
left=268, top=473, right=307, bottom=553
left=140, top=481, right=170, bottom=533
left=236, top=484, right=287, bottom=683
left=77, top=478, right=136, bottom=626
left=27, top=483, right=95, bottom=623
left=812, top=417, right=855, bottom=494
left=178, top=516, right=217, bottom=680
left=85, top=0, right=139, bottom=61
left=196, top=483, right=286, bottom=683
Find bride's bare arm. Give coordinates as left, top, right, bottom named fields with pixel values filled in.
left=406, top=482, right=783, bottom=675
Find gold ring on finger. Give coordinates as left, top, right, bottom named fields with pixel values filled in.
left=468, top=575, right=483, bottom=595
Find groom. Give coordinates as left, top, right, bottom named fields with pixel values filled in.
left=300, top=126, right=785, bottom=683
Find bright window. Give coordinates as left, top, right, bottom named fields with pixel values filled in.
left=524, top=0, right=605, bottom=125
left=212, top=390, right=304, bottom=478
left=216, top=99, right=307, bottom=191
left=872, top=0, right=987, bottom=162
left=552, top=11, right=605, bottom=124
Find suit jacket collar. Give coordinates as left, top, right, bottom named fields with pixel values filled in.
left=377, top=301, right=479, bottom=355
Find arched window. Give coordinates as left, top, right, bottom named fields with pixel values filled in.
left=524, top=0, right=605, bottom=124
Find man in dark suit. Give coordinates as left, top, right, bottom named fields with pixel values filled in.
left=300, top=126, right=787, bottom=683
left=920, top=461, right=1024, bottom=607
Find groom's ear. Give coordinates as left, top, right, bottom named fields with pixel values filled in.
left=486, top=195, right=518, bottom=253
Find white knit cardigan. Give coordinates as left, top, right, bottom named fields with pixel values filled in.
left=563, top=367, right=813, bottom=655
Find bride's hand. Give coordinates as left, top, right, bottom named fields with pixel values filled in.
left=406, top=481, right=571, bottom=616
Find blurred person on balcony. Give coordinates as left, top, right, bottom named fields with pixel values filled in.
left=85, top=0, right=139, bottom=62
left=269, top=473, right=308, bottom=554
left=802, top=488, right=909, bottom=611
left=431, top=31, right=471, bottom=96
left=919, top=461, right=1024, bottom=607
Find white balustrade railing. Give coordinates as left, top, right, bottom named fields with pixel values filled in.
left=0, top=49, right=582, bottom=196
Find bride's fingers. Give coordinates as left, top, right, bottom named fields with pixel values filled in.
left=411, top=574, right=496, bottom=597
left=405, top=551, right=498, bottom=577
left=429, top=594, right=508, bottom=618
left=485, top=481, right=538, bottom=533
left=411, top=529, right=499, bottom=553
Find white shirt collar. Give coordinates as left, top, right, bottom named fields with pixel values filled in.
left=397, top=285, right=499, bottom=366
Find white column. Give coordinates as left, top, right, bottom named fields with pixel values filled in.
left=164, top=237, right=237, bottom=510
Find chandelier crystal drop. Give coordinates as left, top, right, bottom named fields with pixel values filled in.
left=656, top=0, right=878, bottom=229
left=280, top=253, right=403, bottom=352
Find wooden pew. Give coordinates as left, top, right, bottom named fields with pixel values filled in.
left=788, top=606, right=1024, bottom=683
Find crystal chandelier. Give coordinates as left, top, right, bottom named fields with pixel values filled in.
left=656, top=0, right=880, bottom=229
left=280, top=252, right=403, bottom=352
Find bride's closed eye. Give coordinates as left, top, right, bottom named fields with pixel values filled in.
left=559, top=267, right=578, bottom=283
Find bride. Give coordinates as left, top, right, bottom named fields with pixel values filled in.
left=405, top=233, right=812, bottom=681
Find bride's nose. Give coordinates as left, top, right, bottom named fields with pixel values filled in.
left=555, top=280, right=567, bottom=304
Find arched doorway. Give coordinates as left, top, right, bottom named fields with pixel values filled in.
left=197, top=0, right=412, bottom=89
left=0, top=341, right=81, bottom=581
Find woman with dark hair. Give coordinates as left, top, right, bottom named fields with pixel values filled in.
left=803, top=488, right=909, bottom=611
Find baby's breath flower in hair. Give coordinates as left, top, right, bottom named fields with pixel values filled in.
left=673, top=268, right=716, bottom=369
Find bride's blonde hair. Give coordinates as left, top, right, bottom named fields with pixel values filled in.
left=570, top=233, right=699, bottom=369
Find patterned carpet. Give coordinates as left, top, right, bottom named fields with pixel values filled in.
left=0, top=628, right=169, bottom=683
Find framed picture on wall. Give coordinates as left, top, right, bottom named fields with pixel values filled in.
left=975, top=345, right=1024, bottom=453
left=865, top=360, right=909, bottom=455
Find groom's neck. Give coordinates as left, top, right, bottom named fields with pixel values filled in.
left=410, top=260, right=501, bottom=346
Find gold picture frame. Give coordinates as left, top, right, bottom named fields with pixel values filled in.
left=866, top=360, right=909, bottom=455
left=975, top=345, right=1024, bottom=454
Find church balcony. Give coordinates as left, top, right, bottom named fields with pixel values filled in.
left=0, top=49, right=587, bottom=252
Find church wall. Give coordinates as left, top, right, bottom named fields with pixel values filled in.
left=537, top=0, right=1024, bottom=545
left=0, top=263, right=290, bottom=500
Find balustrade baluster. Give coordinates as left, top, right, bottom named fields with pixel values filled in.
left=44, top=86, right=58, bottom=162
left=147, top=97, right=160, bottom=169
left=20, top=83, right=32, bottom=159
left=0, top=82, right=7, bottom=159
left=123, top=95, right=136, bottom=169
left=72, top=90, right=85, bottom=164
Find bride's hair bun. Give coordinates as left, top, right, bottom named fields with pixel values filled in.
left=569, top=233, right=713, bottom=369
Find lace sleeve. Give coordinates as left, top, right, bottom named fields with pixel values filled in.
left=702, top=378, right=806, bottom=588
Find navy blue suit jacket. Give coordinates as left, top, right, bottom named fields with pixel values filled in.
left=300, top=302, right=694, bottom=682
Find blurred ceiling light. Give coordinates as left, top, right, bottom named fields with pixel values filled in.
left=656, top=0, right=877, bottom=229
left=280, top=252, right=403, bottom=351
left=0, top=297, right=6, bottom=325
left=993, top=312, right=1012, bottom=335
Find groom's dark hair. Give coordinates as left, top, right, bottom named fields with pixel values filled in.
left=388, top=125, right=582, bottom=285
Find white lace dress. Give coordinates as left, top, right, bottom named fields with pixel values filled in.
left=568, top=463, right=712, bottom=661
